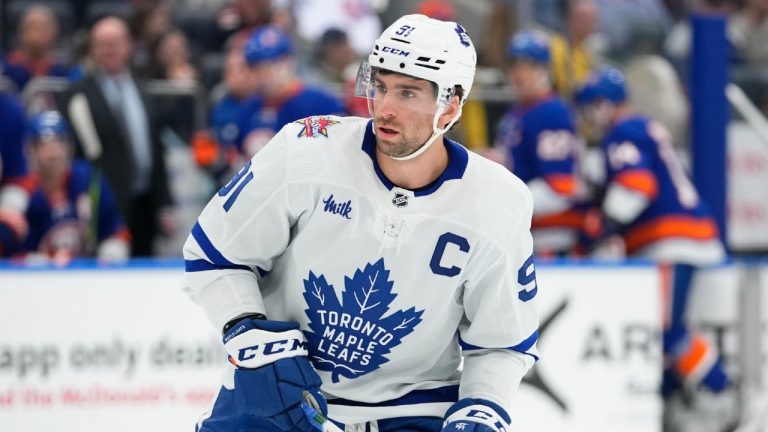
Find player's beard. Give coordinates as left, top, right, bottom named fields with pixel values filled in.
left=374, top=113, right=434, bottom=159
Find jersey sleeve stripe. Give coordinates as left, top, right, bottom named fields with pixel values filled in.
left=623, top=215, right=719, bottom=254
left=614, top=169, right=657, bottom=198
left=185, top=259, right=252, bottom=273
left=544, top=174, right=576, bottom=196
left=532, top=208, right=585, bottom=229
left=189, top=222, right=252, bottom=272
left=458, top=330, right=540, bottom=361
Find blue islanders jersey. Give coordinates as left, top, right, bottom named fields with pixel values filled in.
left=237, top=84, right=347, bottom=156
left=24, top=160, right=128, bottom=257
left=0, top=92, right=32, bottom=255
left=600, top=116, right=722, bottom=259
left=0, top=93, right=28, bottom=182
left=211, top=94, right=247, bottom=151
left=495, top=95, right=582, bottom=252
left=184, top=116, right=539, bottom=424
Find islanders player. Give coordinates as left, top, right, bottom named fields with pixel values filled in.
left=22, top=111, right=129, bottom=263
left=236, top=25, right=347, bottom=158
left=495, top=31, right=583, bottom=256
left=0, top=91, right=32, bottom=256
left=574, top=67, right=735, bottom=429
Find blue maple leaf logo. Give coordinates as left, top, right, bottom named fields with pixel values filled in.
left=303, top=258, right=424, bottom=383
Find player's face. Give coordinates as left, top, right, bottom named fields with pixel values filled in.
left=579, top=100, right=614, bottom=135
left=507, top=61, right=549, bottom=102
left=370, top=72, right=438, bottom=158
left=224, top=49, right=253, bottom=98
left=33, top=137, right=70, bottom=176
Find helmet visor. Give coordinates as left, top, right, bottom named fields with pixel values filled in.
left=353, top=62, right=454, bottom=116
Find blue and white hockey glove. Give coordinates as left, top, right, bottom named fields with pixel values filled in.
left=441, top=398, right=512, bottom=432
left=223, top=318, right=327, bottom=432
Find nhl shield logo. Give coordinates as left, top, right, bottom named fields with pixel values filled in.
left=392, top=192, right=408, bottom=208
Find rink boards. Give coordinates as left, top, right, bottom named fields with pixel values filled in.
left=0, top=260, right=765, bottom=432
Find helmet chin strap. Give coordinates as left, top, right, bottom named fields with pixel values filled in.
left=388, top=104, right=462, bottom=161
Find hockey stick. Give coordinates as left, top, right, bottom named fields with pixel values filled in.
left=302, top=391, right=345, bottom=432
left=68, top=93, right=104, bottom=255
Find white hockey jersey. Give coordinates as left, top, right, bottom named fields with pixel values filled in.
left=183, top=116, right=540, bottom=423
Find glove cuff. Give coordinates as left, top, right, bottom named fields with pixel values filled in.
left=222, top=313, right=266, bottom=334
left=444, top=398, right=511, bottom=432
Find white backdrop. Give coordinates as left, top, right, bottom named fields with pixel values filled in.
left=0, top=261, right=667, bottom=431
left=512, top=263, right=662, bottom=432
left=0, top=265, right=223, bottom=431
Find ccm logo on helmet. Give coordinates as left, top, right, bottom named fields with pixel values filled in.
left=382, top=46, right=410, bottom=57
left=238, top=338, right=308, bottom=361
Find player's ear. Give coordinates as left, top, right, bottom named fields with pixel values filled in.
left=439, top=95, right=461, bottom=129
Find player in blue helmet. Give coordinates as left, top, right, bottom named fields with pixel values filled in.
left=573, top=66, right=628, bottom=137
left=28, top=110, right=69, bottom=139
left=506, top=31, right=551, bottom=64
left=573, top=66, right=627, bottom=104
left=574, top=67, right=738, bottom=430
left=22, top=111, right=130, bottom=264
left=235, top=25, right=347, bottom=158
left=494, top=30, right=584, bottom=256
left=243, top=25, right=293, bottom=64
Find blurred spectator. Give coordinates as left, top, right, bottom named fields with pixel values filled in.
left=549, top=0, right=603, bottom=99
left=593, top=0, right=672, bottom=59
left=533, top=0, right=565, bottom=31
left=0, top=91, right=32, bottom=256
left=494, top=31, right=584, bottom=256
left=730, top=0, right=768, bottom=64
left=22, top=111, right=130, bottom=265
left=301, top=28, right=356, bottom=87
left=216, top=0, right=275, bottom=50
left=192, top=38, right=255, bottom=183
left=146, top=29, right=200, bottom=83
left=63, top=15, right=175, bottom=257
left=3, top=4, right=70, bottom=91
left=574, top=67, right=738, bottom=431
left=132, top=1, right=174, bottom=75
left=664, top=0, right=740, bottom=80
left=236, top=25, right=347, bottom=157
left=477, top=1, right=517, bottom=69
left=290, top=0, right=381, bottom=57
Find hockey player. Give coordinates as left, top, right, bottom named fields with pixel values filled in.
left=0, top=91, right=32, bottom=256
left=237, top=25, right=347, bottom=158
left=22, top=111, right=130, bottom=263
left=574, top=67, right=735, bottom=430
left=184, top=14, right=539, bottom=432
left=494, top=31, right=583, bottom=256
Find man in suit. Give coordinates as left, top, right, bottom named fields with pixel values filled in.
left=64, top=15, right=174, bottom=257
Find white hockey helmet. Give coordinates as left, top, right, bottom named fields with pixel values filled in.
left=358, top=14, right=477, bottom=160
left=369, top=14, right=476, bottom=105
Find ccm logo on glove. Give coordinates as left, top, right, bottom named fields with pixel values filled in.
left=224, top=324, right=309, bottom=369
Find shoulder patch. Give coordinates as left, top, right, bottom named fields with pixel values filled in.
left=295, top=116, right=340, bottom=138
